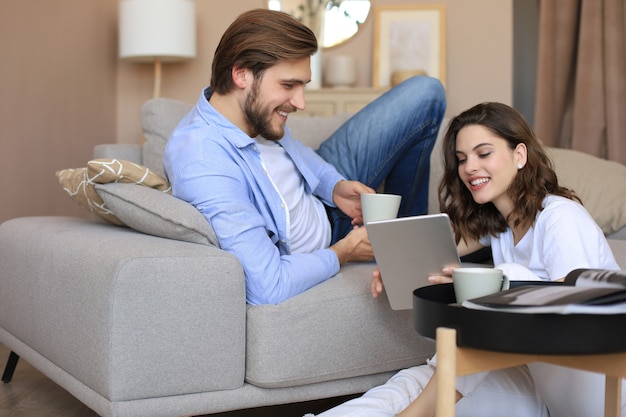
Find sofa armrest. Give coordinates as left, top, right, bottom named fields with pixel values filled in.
left=93, top=143, right=143, bottom=164
left=0, top=216, right=246, bottom=401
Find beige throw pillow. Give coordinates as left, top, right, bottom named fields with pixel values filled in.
left=87, top=159, right=171, bottom=191
left=56, top=167, right=124, bottom=225
left=56, top=158, right=171, bottom=226
left=548, top=148, right=626, bottom=235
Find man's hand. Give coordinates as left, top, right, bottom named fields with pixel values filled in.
left=329, top=225, right=373, bottom=265
left=332, top=180, right=376, bottom=225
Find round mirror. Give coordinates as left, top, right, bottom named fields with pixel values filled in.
left=268, top=0, right=371, bottom=48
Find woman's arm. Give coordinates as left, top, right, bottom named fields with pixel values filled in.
left=426, top=238, right=485, bottom=284
left=457, top=236, right=484, bottom=257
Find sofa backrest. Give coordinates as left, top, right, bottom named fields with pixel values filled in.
left=132, top=98, right=626, bottom=237
left=137, top=98, right=447, bottom=214
left=141, top=98, right=193, bottom=178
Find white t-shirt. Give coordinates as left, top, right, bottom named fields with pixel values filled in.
left=480, top=195, right=618, bottom=281
left=256, top=137, right=331, bottom=254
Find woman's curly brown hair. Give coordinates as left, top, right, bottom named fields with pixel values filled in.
left=438, top=102, right=580, bottom=244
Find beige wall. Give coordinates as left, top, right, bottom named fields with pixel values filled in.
left=0, top=0, right=511, bottom=223
left=116, top=0, right=513, bottom=144
left=0, top=0, right=118, bottom=223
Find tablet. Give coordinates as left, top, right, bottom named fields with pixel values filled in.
left=366, top=213, right=461, bottom=310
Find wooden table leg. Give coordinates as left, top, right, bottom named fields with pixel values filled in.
left=436, top=327, right=457, bottom=417
left=605, top=375, right=622, bottom=417
left=435, top=327, right=625, bottom=417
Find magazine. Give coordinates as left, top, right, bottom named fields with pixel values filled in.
left=461, top=269, right=626, bottom=314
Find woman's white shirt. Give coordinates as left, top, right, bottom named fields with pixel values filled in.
left=481, top=195, right=618, bottom=281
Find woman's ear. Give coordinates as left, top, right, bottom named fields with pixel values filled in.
left=515, top=143, right=528, bottom=169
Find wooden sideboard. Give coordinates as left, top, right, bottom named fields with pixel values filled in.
left=299, top=88, right=388, bottom=117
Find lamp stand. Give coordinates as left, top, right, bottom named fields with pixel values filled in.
left=153, top=58, right=162, bottom=98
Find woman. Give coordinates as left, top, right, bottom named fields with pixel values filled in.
left=310, top=102, right=621, bottom=417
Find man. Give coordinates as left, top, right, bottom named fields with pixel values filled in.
left=163, top=8, right=446, bottom=305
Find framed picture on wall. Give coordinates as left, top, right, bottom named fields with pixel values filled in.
left=373, top=5, right=446, bottom=88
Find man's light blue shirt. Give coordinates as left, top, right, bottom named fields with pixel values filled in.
left=163, top=88, right=345, bottom=305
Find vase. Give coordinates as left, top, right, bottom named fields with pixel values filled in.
left=325, top=55, right=357, bottom=88
left=305, top=8, right=324, bottom=90
left=308, top=49, right=323, bottom=89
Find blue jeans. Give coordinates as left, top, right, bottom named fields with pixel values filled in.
left=316, top=76, right=446, bottom=244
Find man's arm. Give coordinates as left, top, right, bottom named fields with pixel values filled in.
left=165, top=123, right=373, bottom=305
left=329, top=225, right=372, bottom=265
left=170, top=156, right=341, bottom=305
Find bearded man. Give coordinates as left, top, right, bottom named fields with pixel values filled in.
left=163, top=8, right=446, bottom=305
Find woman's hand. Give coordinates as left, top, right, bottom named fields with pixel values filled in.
left=427, top=265, right=459, bottom=284
left=371, top=267, right=384, bottom=298
left=373, top=264, right=461, bottom=299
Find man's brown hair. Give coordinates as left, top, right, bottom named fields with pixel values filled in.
left=210, top=9, right=318, bottom=94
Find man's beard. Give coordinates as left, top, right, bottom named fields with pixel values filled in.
left=243, top=79, right=289, bottom=141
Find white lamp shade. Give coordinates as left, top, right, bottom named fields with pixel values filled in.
left=119, top=0, right=196, bottom=62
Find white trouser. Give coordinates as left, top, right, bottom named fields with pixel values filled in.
left=528, top=363, right=626, bottom=417
left=311, top=356, right=549, bottom=417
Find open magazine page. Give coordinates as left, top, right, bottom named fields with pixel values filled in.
left=462, top=269, right=626, bottom=314
left=565, top=268, right=626, bottom=288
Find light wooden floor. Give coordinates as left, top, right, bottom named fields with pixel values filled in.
left=0, top=343, right=358, bottom=417
left=0, top=343, right=99, bottom=417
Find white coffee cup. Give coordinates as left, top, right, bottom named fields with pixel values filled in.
left=360, top=193, right=402, bottom=224
left=452, top=267, right=510, bottom=304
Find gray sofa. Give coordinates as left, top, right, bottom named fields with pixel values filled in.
left=2, top=98, right=626, bottom=417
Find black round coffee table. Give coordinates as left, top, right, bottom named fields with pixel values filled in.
left=413, top=282, right=626, bottom=354
left=413, top=282, right=626, bottom=417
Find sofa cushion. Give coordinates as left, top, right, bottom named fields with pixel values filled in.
left=608, top=238, right=626, bottom=269
left=56, top=158, right=171, bottom=226
left=96, top=183, right=219, bottom=247
left=428, top=118, right=450, bottom=214
left=286, top=113, right=354, bottom=150
left=548, top=147, right=626, bottom=235
left=142, top=98, right=193, bottom=177
left=245, top=262, right=434, bottom=388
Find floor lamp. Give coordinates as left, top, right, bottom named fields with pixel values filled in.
left=119, top=0, right=196, bottom=98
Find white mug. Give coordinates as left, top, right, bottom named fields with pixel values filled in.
left=360, top=193, right=401, bottom=224
left=452, top=267, right=510, bottom=304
